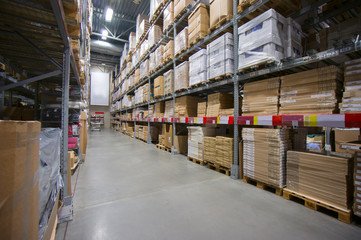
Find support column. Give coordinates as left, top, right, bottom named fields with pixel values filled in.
left=0, top=77, right=4, bottom=119
left=231, top=0, right=240, bottom=179
left=171, top=22, right=177, bottom=155
left=147, top=77, right=151, bottom=144
left=34, top=82, right=39, bottom=120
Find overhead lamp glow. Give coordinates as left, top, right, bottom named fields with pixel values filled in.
left=105, top=8, right=113, bottom=22
left=101, top=29, right=108, bottom=40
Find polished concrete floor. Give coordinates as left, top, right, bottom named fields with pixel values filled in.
left=56, top=129, right=361, bottom=240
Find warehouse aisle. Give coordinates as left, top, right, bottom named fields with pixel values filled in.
left=56, top=130, right=361, bottom=240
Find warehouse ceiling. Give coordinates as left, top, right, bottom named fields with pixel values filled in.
left=91, top=0, right=150, bottom=67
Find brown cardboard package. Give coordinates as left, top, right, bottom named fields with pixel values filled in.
left=164, top=40, right=174, bottom=61
left=354, top=151, right=361, bottom=216
left=174, top=61, right=189, bottom=91
left=164, top=100, right=174, bottom=118
left=216, top=136, right=233, bottom=168
left=174, top=0, right=194, bottom=18
left=204, top=136, right=216, bottom=163
left=163, top=124, right=173, bottom=149
left=287, top=151, right=353, bottom=211
left=0, top=120, right=41, bottom=240
left=175, top=27, right=188, bottom=55
left=175, top=96, right=202, bottom=117
left=155, top=102, right=165, bottom=118
left=154, top=76, right=164, bottom=97
left=174, top=135, right=188, bottom=154
left=341, top=58, right=361, bottom=113
left=188, top=3, right=209, bottom=47
left=197, top=102, right=207, bottom=116
left=188, top=126, right=216, bottom=160
left=164, top=69, right=174, bottom=95
left=163, top=1, right=174, bottom=32
left=334, top=129, right=360, bottom=153
left=206, top=92, right=233, bottom=117
left=210, top=0, right=233, bottom=29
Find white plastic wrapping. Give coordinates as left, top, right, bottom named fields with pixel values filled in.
left=148, top=24, right=163, bottom=47
left=154, top=45, right=164, bottom=69
left=175, top=61, right=189, bottom=91
left=163, top=1, right=174, bottom=32
left=189, top=49, right=207, bottom=86
left=175, top=27, right=188, bottom=55
left=140, top=59, right=149, bottom=79
left=38, top=128, right=63, bottom=239
left=140, top=40, right=149, bottom=58
left=128, top=32, right=136, bottom=51
left=150, top=0, right=163, bottom=20
left=164, top=69, right=173, bottom=95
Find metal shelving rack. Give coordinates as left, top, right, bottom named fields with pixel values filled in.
left=110, top=0, right=361, bottom=179
left=0, top=0, right=90, bottom=220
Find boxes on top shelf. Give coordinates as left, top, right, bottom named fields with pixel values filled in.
left=287, top=151, right=353, bottom=211
left=242, top=77, right=280, bottom=116
left=174, top=0, right=195, bottom=18
left=238, top=9, right=287, bottom=70
left=164, top=69, right=174, bottom=95
left=280, top=65, right=343, bottom=115
left=175, top=61, right=189, bottom=91
left=210, top=0, right=232, bottom=30
left=140, top=39, right=149, bottom=58
left=340, top=59, right=361, bottom=113
left=175, top=96, right=202, bottom=117
left=175, top=27, right=188, bottom=56
left=150, top=0, right=164, bottom=20
left=136, top=15, right=150, bottom=42
left=207, top=32, right=234, bottom=80
left=129, top=32, right=136, bottom=52
left=188, top=3, right=209, bottom=47
left=163, top=1, right=174, bottom=32
left=189, top=49, right=207, bottom=87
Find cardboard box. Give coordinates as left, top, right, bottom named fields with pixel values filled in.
left=204, top=136, right=216, bottom=163
left=188, top=126, right=216, bottom=160
left=0, top=120, right=41, bottom=240
left=164, top=40, right=174, bottom=61
left=175, top=61, right=189, bottom=91
left=174, top=135, right=188, bottom=154
left=197, top=102, right=207, bottom=116
left=287, top=151, right=352, bottom=211
left=164, top=69, right=174, bottom=95
left=175, top=27, right=188, bottom=55
left=206, top=92, right=233, bottom=117
left=335, top=129, right=360, bottom=153
left=216, top=136, right=234, bottom=168
left=188, top=3, right=209, bottom=47
left=175, top=96, right=202, bottom=117
left=164, top=100, right=174, bottom=118
left=155, top=101, right=165, bottom=118
left=210, top=0, right=232, bottom=29
left=174, top=0, right=194, bottom=18
left=41, top=193, right=59, bottom=240
left=154, top=76, right=164, bottom=97
left=163, top=1, right=174, bottom=32
left=163, top=124, right=173, bottom=149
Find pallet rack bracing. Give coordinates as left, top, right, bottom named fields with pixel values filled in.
left=0, top=0, right=91, bottom=221
left=110, top=0, right=361, bottom=180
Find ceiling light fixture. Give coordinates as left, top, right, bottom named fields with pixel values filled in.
left=105, top=8, right=113, bottom=22
left=101, top=29, right=108, bottom=40
left=133, top=0, right=141, bottom=4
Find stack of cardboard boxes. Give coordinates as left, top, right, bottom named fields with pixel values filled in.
left=204, top=136, right=216, bottom=163
left=280, top=66, right=342, bottom=114
left=216, top=136, right=234, bottom=168
left=206, top=93, right=233, bottom=117
left=354, top=151, right=361, bottom=216
left=164, top=69, right=173, bottom=95
left=287, top=151, right=352, bottom=211
left=163, top=1, right=174, bottom=32
left=189, top=49, right=207, bottom=86
left=197, top=102, right=207, bottom=116
left=175, top=96, right=202, bottom=117
left=154, top=76, right=164, bottom=98
left=188, top=3, right=209, bottom=47
left=175, top=61, right=189, bottom=91
left=175, top=27, right=188, bottom=56
left=209, top=0, right=232, bottom=30
left=243, top=128, right=290, bottom=188
left=164, top=100, right=174, bottom=118
left=164, top=40, right=174, bottom=62
left=155, top=102, right=165, bottom=118
left=242, top=77, right=280, bottom=115
left=174, top=0, right=194, bottom=18
left=340, top=59, right=361, bottom=113
left=187, top=126, right=216, bottom=160
left=160, top=124, right=173, bottom=149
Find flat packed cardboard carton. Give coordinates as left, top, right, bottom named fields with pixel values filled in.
left=210, top=0, right=232, bottom=28
left=206, top=92, right=233, bottom=117
left=164, top=69, right=174, bottom=95
left=334, top=129, right=360, bottom=153
left=0, top=120, right=41, bottom=240
left=174, top=135, right=188, bottom=154
left=174, top=0, right=194, bottom=18
left=163, top=1, right=174, bottom=32
left=188, top=126, right=216, bottom=160
left=154, top=76, right=164, bottom=97
left=164, top=40, right=174, bottom=61
left=197, top=102, right=207, bottom=116
left=163, top=124, right=173, bottom=149
left=175, top=61, right=189, bottom=91
left=188, top=3, right=209, bottom=47
left=354, top=151, right=361, bottom=216
left=175, top=96, right=202, bottom=117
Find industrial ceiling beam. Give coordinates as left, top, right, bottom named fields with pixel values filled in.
left=91, top=32, right=128, bottom=43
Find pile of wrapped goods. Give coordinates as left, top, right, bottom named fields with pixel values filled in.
left=175, top=61, right=189, bottom=91
left=164, top=69, right=173, bottom=94
left=142, top=82, right=153, bottom=102
left=174, top=0, right=194, bottom=18
left=188, top=126, right=216, bottom=161
left=163, top=1, right=174, bottom=32
left=280, top=65, right=342, bottom=114
left=197, top=102, right=207, bottom=116
left=148, top=24, right=165, bottom=47
left=188, top=3, right=209, bottom=47
left=243, top=128, right=290, bottom=188
left=210, top=0, right=233, bottom=30
left=354, top=151, right=361, bottom=216
left=134, top=87, right=143, bottom=104
left=242, top=77, right=280, bottom=115
left=155, top=101, right=165, bottom=118
left=164, top=40, right=174, bottom=62
left=140, top=40, right=149, bottom=58
left=204, top=137, right=216, bottom=163
left=154, top=45, right=164, bottom=69
left=128, top=32, right=136, bottom=52
left=340, top=59, right=361, bottom=113
left=286, top=151, right=353, bottom=212
left=164, top=100, right=174, bottom=118
left=150, top=0, right=163, bottom=20
left=136, top=15, right=150, bottom=43
left=206, top=93, right=233, bottom=117
left=215, top=136, right=234, bottom=168
left=189, top=49, right=207, bottom=87
left=238, top=9, right=303, bottom=71
left=154, top=76, right=164, bottom=97
left=126, top=122, right=134, bottom=136
left=175, top=27, right=188, bottom=56
left=207, top=33, right=233, bottom=80
left=132, top=51, right=139, bottom=68
left=135, top=68, right=140, bottom=84
left=140, top=60, right=149, bottom=79
left=175, top=96, right=202, bottom=117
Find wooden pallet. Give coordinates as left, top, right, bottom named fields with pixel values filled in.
left=187, top=156, right=206, bottom=166
left=283, top=189, right=352, bottom=224
left=135, top=137, right=147, bottom=143
left=239, top=59, right=278, bottom=73
left=175, top=87, right=188, bottom=93
left=175, top=47, right=188, bottom=58
left=71, top=160, right=79, bottom=175
left=209, top=14, right=233, bottom=33
left=162, top=56, right=172, bottom=65
left=156, top=144, right=171, bottom=152
left=150, top=0, right=166, bottom=24
left=207, top=162, right=230, bottom=176
left=207, top=72, right=233, bottom=82
left=188, top=32, right=208, bottom=48
left=243, top=176, right=283, bottom=196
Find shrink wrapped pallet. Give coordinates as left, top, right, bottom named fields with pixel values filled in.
left=129, top=32, right=136, bottom=52
left=175, top=0, right=194, bottom=18
left=189, top=49, right=207, bottom=86
left=136, top=19, right=151, bottom=43
left=207, top=32, right=234, bottom=79
left=175, top=27, right=188, bottom=56
left=164, top=69, right=174, bottom=94
left=163, top=1, right=174, bottom=32
left=175, top=96, right=202, bottom=117
left=280, top=65, right=342, bottom=114
left=150, top=0, right=164, bottom=20
left=154, top=45, right=164, bottom=69
left=140, top=59, right=149, bottom=79
left=164, top=40, right=174, bottom=62
left=242, top=77, right=280, bottom=116
left=287, top=151, right=352, bottom=211
left=154, top=76, right=164, bottom=97
left=135, top=68, right=140, bottom=84
left=187, top=126, right=216, bottom=160
left=340, top=59, right=361, bottom=113
left=175, top=61, right=189, bottom=91
left=243, top=128, right=290, bottom=188
left=188, top=3, right=209, bottom=47
left=140, top=40, right=149, bottom=58
left=210, top=0, right=232, bottom=29
left=148, top=25, right=163, bottom=47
